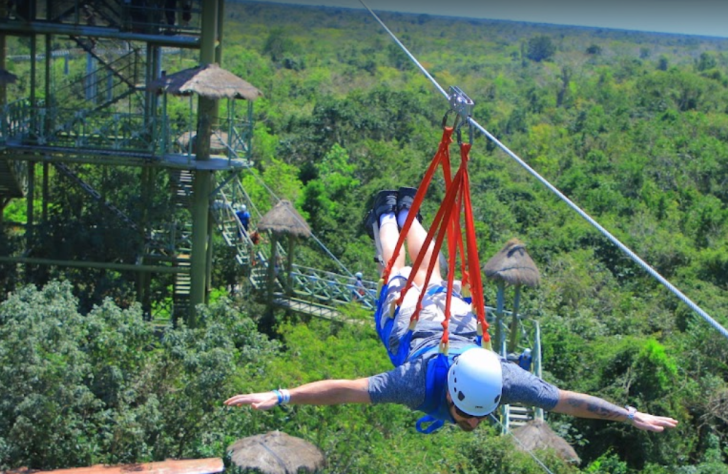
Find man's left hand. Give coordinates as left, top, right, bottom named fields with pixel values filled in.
left=224, top=392, right=279, bottom=410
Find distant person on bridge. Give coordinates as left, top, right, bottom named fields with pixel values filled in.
left=236, top=204, right=251, bottom=233
left=225, top=188, right=678, bottom=434
left=354, top=271, right=366, bottom=299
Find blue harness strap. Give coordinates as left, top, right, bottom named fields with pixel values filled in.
left=416, top=415, right=444, bottom=434
left=414, top=344, right=480, bottom=434
left=374, top=275, right=414, bottom=367
left=373, top=278, right=483, bottom=434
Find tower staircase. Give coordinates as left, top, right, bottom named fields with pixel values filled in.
left=165, top=169, right=194, bottom=321
left=50, top=0, right=124, bottom=29
left=171, top=224, right=192, bottom=322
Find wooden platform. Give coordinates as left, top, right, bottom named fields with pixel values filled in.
left=2, top=458, right=224, bottom=474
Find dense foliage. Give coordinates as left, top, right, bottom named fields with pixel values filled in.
left=3, top=1, right=728, bottom=472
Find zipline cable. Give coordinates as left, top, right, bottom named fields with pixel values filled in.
left=358, top=0, right=728, bottom=341
left=358, top=1, right=448, bottom=100
left=469, top=119, right=728, bottom=340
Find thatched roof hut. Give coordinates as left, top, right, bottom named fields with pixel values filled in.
left=227, top=431, right=325, bottom=474
left=0, top=68, right=18, bottom=85
left=511, top=419, right=581, bottom=464
left=148, top=63, right=263, bottom=100
left=483, top=238, right=540, bottom=287
left=258, top=200, right=311, bottom=238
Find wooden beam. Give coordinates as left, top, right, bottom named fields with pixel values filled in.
left=4, top=458, right=224, bottom=474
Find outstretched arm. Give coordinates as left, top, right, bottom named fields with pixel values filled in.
left=224, top=378, right=371, bottom=411
left=553, top=390, right=678, bottom=432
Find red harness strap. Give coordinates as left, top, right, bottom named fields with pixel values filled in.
left=381, top=126, right=491, bottom=352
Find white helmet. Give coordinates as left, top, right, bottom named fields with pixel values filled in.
left=447, top=348, right=502, bottom=417
left=355, top=272, right=363, bottom=279
left=240, top=204, right=247, bottom=212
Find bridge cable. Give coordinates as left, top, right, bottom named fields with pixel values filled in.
left=488, top=415, right=556, bottom=474
left=243, top=168, right=356, bottom=279
left=213, top=140, right=360, bottom=282
left=358, top=0, right=728, bottom=341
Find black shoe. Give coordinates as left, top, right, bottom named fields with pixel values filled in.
left=397, top=187, right=422, bottom=225
left=373, top=189, right=398, bottom=220
left=364, top=190, right=397, bottom=240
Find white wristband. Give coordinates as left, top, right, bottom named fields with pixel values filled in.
left=280, top=388, right=291, bottom=404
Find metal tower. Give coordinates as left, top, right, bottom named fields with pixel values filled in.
left=0, top=0, right=254, bottom=326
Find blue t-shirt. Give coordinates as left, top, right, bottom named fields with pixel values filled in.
left=368, top=339, right=560, bottom=413
left=236, top=210, right=251, bottom=229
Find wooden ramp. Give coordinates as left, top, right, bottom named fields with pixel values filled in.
left=3, top=458, right=224, bottom=474
left=272, top=296, right=343, bottom=321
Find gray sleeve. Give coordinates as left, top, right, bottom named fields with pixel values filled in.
left=500, top=361, right=560, bottom=411
left=367, top=359, right=427, bottom=410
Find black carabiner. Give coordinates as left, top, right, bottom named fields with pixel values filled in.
left=441, top=110, right=460, bottom=130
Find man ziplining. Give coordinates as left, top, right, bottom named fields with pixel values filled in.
left=225, top=187, right=678, bottom=434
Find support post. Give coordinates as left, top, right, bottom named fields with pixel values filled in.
left=189, top=169, right=211, bottom=325
left=188, top=0, right=219, bottom=325
left=0, top=34, right=5, bottom=106
left=25, top=162, right=35, bottom=281
left=267, top=235, right=278, bottom=302
left=286, top=235, right=294, bottom=296
left=507, top=285, right=522, bottom=353
left=44, top=33, right=52, bottom=136
left=495, top=281, right=506, bottom=356
left=205, top=205, right=214, bottom=303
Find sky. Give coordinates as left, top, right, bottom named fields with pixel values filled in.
left=252, top=0, right=728, bottom=38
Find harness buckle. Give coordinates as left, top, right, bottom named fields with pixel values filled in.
left=438, top=340, right=449, bottom=354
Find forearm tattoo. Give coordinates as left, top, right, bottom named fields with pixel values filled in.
left=566, top=393, right=624, bottom=420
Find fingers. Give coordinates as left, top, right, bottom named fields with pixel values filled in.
left=224, top=392, right=279, bottom=411
left=224, top=394, right=255, bottom=406
left=634, top=412, right=679, bottom=432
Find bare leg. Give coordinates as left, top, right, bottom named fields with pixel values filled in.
left=380, top=218, right=404, bottom=277
left=404, top=217, right=442, bottom=288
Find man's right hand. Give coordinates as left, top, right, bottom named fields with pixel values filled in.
left=224, top=392, right=279, bottom=410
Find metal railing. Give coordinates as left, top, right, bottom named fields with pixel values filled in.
left=491, top=312, right=544, bottom=432
left=1, top=100, right=253, bottom=162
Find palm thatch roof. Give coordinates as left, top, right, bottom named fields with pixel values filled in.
left=0, top=68, right=18, bottom=85
left=482, top=238, right=540, bottom=287
left=258, top=200, right=311, bottom=238
left=227, top=431, right=324, bottom=474
left=511, top=419, right=581, bottom=464
left=148, top=63, right=262, bottom=100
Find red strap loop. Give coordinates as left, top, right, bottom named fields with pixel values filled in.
left=381, top=126, right=490, bottom=351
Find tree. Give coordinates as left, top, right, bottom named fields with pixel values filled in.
left=586, top=44, right=602, bottom=55
left=526, top=35, right=556, bottom=62
left=697, top=51, right=717, bottom=71
left=657, top=55, right=669, bottom=71
left=262, top=28, right=298, bottom=63
left=0, top=282, right=279, bottom=469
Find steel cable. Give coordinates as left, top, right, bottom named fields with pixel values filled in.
left=359, top=0, right=728, bottom=341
